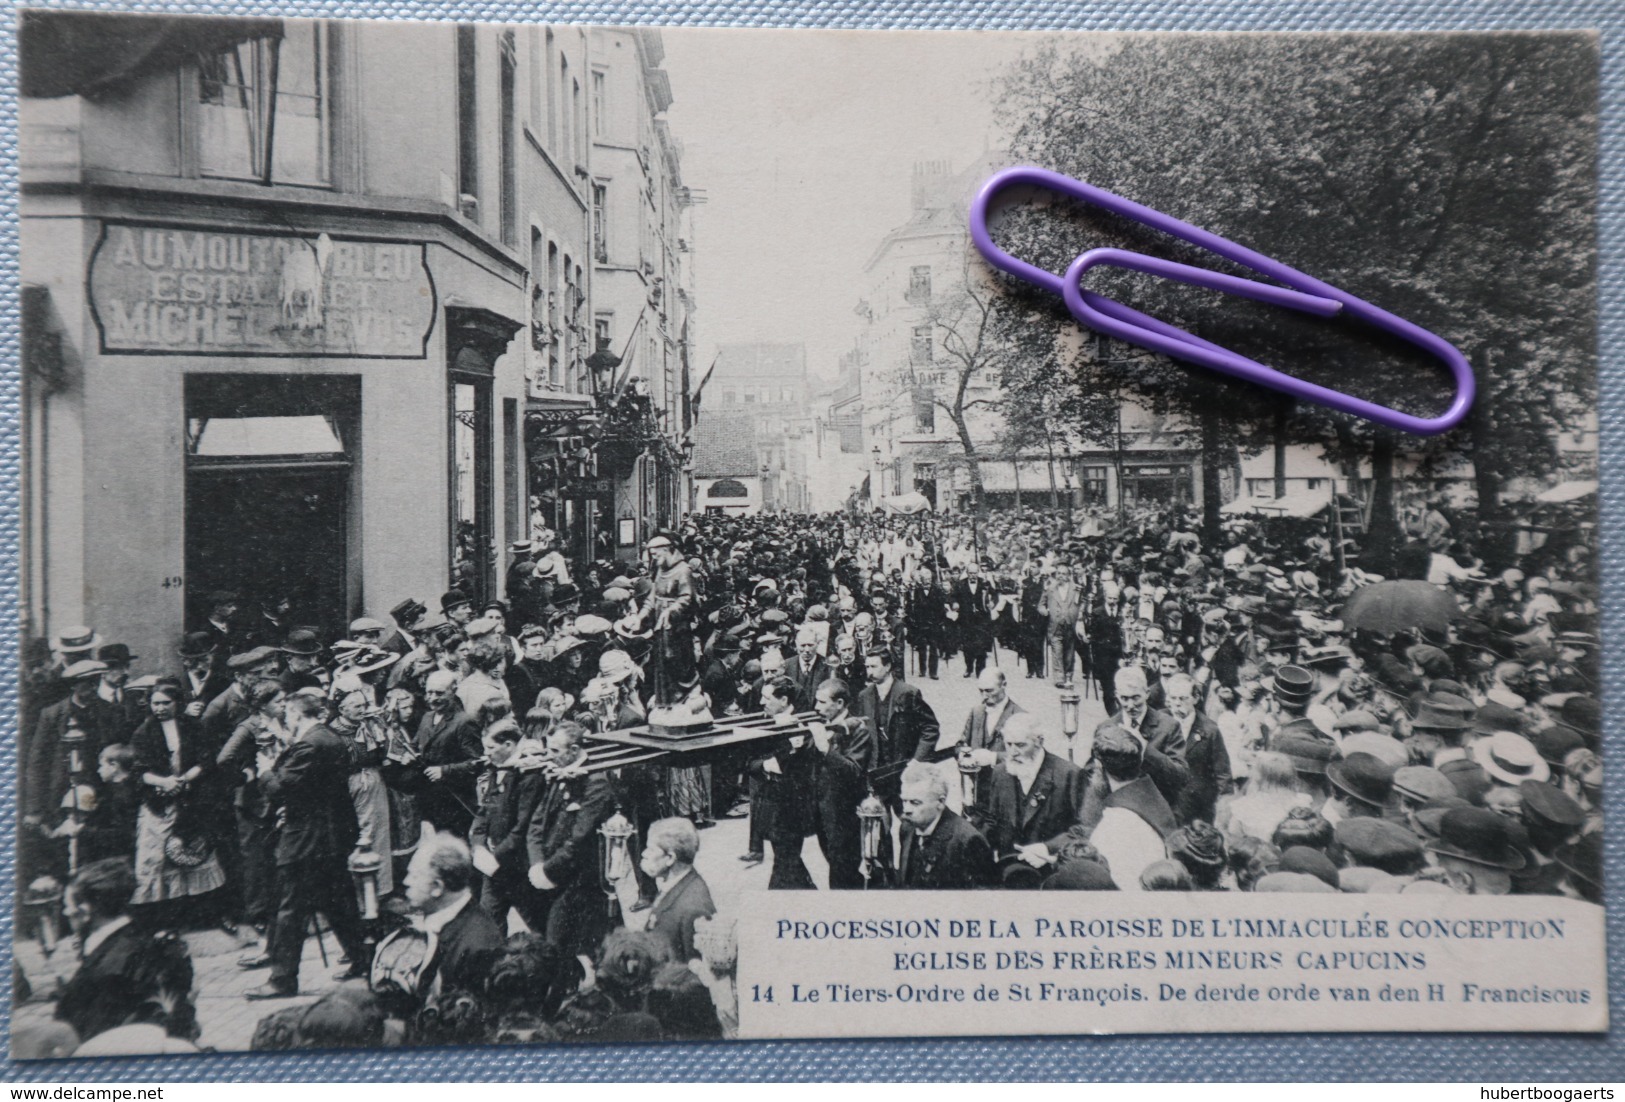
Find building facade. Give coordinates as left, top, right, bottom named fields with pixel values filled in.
left=704, top=343, right=813, bottom=513
left=586, top=27, right=696, bottom=555
left=19, top=13, right=695, bottom=661
left=853, top=158, right=1202, bottom=514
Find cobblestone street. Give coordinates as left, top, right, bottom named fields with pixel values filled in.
left=13, top=646, right=1111, bottom=1055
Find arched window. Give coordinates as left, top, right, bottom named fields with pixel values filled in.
left=708, top=479, right=748, bottom=499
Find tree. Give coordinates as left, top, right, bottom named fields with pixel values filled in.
left=991, top=33, right=1597, bottom=564
left=880, top=256, right=1025, bottom=516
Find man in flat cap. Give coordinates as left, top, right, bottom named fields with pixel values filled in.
left=204, top=647, right=281, bottom=752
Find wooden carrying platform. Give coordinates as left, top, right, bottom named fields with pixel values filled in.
left=580, top=711, right=821, bottom=772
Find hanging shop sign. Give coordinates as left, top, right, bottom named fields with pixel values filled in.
left=88, top=222, right=436, bottom=358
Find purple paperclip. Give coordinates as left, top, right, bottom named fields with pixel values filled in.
left=967, top=166, right=1475, bottom=436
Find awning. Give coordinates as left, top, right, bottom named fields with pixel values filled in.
left=21, top=11, right=282, bottom=99
left=1535, top=480, right=1597, bottom=504
left=880, top=491, right=933, bottom=515
left=1220, top=484, right=1333, bottom=519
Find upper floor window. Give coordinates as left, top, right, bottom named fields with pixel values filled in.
left=906, top=265, right=931, bottom=304
left=198, top=22, right=333, bottom=186
left=592, top=182, right=608, bottom=262
left=910, top=324, right=933, bottom=366
left=455, top=26, right=479, bottom=213
left=592, top=69, right=606, bottom=137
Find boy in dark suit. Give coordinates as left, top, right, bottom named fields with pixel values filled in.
left=469, top=720, right=547, bottom=932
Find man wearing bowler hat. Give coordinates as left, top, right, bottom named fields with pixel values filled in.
left=176, top=632, right=230, bottom=713
left=1323, top=751, right=1397, bottom=825
left=278, top=630, right=325, bottom=694
left=94, top=643, right=143, bottom=743
left=203, top=591, right=246, bottom=656
left=1267, top=665, right=1327, bottom=745
left=441, top=589, right=475, bottom=627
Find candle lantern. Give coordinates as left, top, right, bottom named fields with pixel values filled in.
left=21, top=876, right=63, bottom=956
left=1059, top=685, right=1081, bottom=740
left=597, top=806, right=637, bottom=918
left=856, top=788, right=888, bottom=889
left=347, top=843, right=383, bottom=922
left=956, top=747, right=981, bottom=811
left=60, top=717, right=89, bottom=874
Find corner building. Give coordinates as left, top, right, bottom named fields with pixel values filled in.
left=20, top=14, right=549, bottom=660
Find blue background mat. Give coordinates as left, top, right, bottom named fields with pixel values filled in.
left=0, top=0, right=1619, bottom=1081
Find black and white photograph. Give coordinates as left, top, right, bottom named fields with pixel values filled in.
left=11, top=13, right=1604, bottom=1055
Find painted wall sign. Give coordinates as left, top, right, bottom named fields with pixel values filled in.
left=88, top=223, right=437, bottom=358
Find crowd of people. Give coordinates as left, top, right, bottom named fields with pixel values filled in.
left=13, top=494, right=1604, bottom=1054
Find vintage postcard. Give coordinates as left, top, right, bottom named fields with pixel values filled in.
left=11, top=13, right=1603, bottom=1056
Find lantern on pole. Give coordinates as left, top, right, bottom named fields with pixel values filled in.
left=60, top=716, right=88, bottom=875
left=21, top=876, right=63, bottom=956
left=348, top=843, right=383, bottom=922
left=856, top=788, right=888, bottom=890
left=955, top=747, right=981, bottom=811
left=1059, top=685, right=1081, bottom=743
left=597, top=805, right=637, bottom=919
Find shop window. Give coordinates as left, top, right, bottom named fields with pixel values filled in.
left=709, top=479, right=748, bottom=499
left=451, top=348, right=494, bottom=604
left=198, top=21, right=333, bottom=186
left=188, top=415, right=344, bottom=458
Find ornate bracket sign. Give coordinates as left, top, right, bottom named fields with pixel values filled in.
left=88, top=222, right=437, bottom=358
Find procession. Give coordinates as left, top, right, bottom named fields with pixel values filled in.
left=14, top=13, right=1603, bottom=1059
left=12, top=490, right=1605, bottom=1053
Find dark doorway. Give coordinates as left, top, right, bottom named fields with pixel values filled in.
left=184, top=374, right=359, bottom=638
left=186, top=467, right=349, bottom=639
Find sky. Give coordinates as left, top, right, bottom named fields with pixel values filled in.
left=661, top=28, right=1044, bottom=392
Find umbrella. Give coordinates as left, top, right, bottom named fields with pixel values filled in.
left=880, top=491, right=932, bottom=515
left=1535, top=480, right=1597, bottom=504
left=1340, top=580, right=1461, bottom=635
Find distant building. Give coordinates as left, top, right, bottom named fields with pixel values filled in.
left=811, top=346, right=871, bottom=511
left=587, top=27, right=696, bottom=549
left=705, top=342, right=812, bottom=512
left=853, top=157, right=1201, bottom=513
left=692, top=411, right=763, bottom=514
